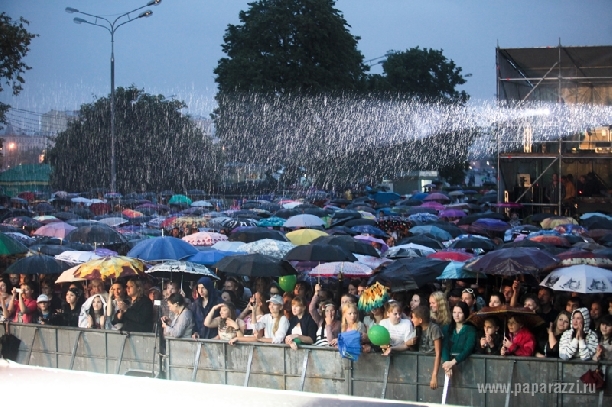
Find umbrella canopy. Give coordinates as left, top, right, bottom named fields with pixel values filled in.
left=55, top=265, right=87, bottom=284
left=284, top=214, right=325, bottom=228
left=97, top=217, right=129, bottom=228
left=284, top=244, right=357, bottom=262
left=467, top=306, right=545, bottom=331
left=397, top=235, right=444, bottom=250
left=146, top=261, right=219, bottom=280
left=437, top=261, right=484, bottom=280
left=127, top=236, right=198, bottom=261
left=33, top=221, right=78, bottom=240
left=556, top=249, right=612, bottom=268
left=33, top=202, right=55, bottom=214
left=371, top=257, right=449, bottom=288
left=0, top=233, right=29, bottom=256
left=182, top=232, right=228, bottom=246
left=3, top=232, right=34, bottom=246
left=228, top=227, right=288, bottom=243
left=274, top=209, right=301, bottom=219
left=409, top=226, right=452, bottom=241
left=65, top=224, right=125, bottom=246
left=221, top=218, right=259, bottom=230
left=350, top=225, right=388, bottom=238
left=310, top=235, right=380, bottom=257
left=72, top=256, right=147, bottom=281
left=419, top=201, right=445, bottom=210
left=212, top=253, right=295, bottom=278
left=464, top=247, right=559, bottom=276
left=55, top=250, right=102, bottom=265
left=428, top=250, right=475, bottom=262
left=191, top=200, right=213, bottom=208
left=384, top=245, right=433, bottom=259
left=457, top=213, right=506, bottom=226
left=371, top=192, right=401, bottom=204
left=423, top=192, right=450, bottom=202
left=2, top=216, right=42, bottom=231
left=187, top=249, right=246, bottom=266
left=439, top=209, right=466, bottom=218
left=211, top=241, right=250, bottom=252
left=168, top=194, right=192, bottom=206
left=540, top=264, right=612, bottom=293
left=237, top=239, right=296, bottom=259
left=527, top=234, right=570, bottom=247
left=309, top=262, right=374, bottom=278
left=285, top=229, right=328, bottom=245
left=407, top=213, right=439, bottom=224
left=473, top=218, right=511, bottom=232
left=5, top=254, right=71, bottom=274
left=257, top=216, right=286, bottom=228
left=343, top=219, right=378, bottom=228
left=449, top=236, right=497, bottom=252
left=541, top=217, right=578, bottom=229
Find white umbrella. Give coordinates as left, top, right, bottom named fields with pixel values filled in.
left=191, top=200, right=213, bottom=208
left=353, top=254, right=393, bottom=269
left=182, top=231, right=227, bottom=246
left=71, top=197, right=91, bottom=204
left=284, top=214, right=325, bottom=228
left=55, top=265, right=86, bottom=283
left=540, top=264, right=612, bottom=293
left=212, top=241, right=249, bottom=252
left=55, top=250, right=101, bottom=265
left=309, top=262, right=373, bottom=277
left=386, top=243, right=436, bottom=256
left=147, top=261, right=219, bottom=279
left=236, top=239, right=295, bottom=259
left=98, top=217, right=129, bottom=227
left=282, top=201, right=301, bottom=209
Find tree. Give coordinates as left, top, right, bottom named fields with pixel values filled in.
left=214, top=0, right=366, bottom=93
left=0, top=13, right=37, bottom=125
left=368, top=47, right=468, bottom=103
left=46, top=87, right=221, bottom=193
left=438, top=160, right=470, bottom=187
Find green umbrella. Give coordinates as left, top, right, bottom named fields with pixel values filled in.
left=168, top=194, right=192, bottom=205
left=0, top=234, right=29, bottom=256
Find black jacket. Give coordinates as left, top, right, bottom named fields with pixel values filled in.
left=113, top=296, right=154, bottom=333
left=286, top=313, right=318, bottom=344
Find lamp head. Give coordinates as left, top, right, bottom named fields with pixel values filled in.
left=138, top=10, right=153, bottom=18
left=65, top=7, right=79, bottom=13
left=73, top=17, right=87, bottom=24
left=146, top=0, right=162, bottom=5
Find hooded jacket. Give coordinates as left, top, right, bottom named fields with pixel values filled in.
left=559, top=307, right=598, bottom=360
left=190, top=277, right=220, bottom=338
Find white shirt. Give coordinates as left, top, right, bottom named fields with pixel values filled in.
left=380, top=318, right=415, bottom=347
left=256, top=313, right=289, bottom=344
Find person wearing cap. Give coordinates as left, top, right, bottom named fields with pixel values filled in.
left=229, top=294, right=288, bottom=345
left=36, top=294, right=54, bottom=325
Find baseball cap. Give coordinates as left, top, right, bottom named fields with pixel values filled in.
left=267, top=294, right=283, bottom=305
left=37, top=294, right=50, bottom=303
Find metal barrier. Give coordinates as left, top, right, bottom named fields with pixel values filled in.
left=3, top=323, right=611, bottom=407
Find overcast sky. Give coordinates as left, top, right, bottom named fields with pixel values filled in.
left=2, top=0, right=611, bottom=124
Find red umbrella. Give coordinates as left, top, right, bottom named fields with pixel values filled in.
left=556, top=249, right=612, bottom=269
left=427, top=250, right=475, bottom=262
left=17, top=191, right=36, bottom=202
left=527, top=234, right=570, bottom=247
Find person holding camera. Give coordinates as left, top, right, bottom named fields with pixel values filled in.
left=5, top=282, right=38, bottom=323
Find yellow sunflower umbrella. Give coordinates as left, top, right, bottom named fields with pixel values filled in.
left=286, top=229, right=328, bottom=245
left=72, top=256, right=147, bottom=281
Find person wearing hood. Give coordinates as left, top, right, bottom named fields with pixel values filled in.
left=559, top=307, right=598, bottom=361
left=190, top=277, right=221, bottom=339
left=78, top=293, right=112, bottom=329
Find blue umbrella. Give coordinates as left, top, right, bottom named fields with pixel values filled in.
left=257, top=216, right=286, bottom=227
left=412, top=192, right=429, bottom=200
left=350, top=225, right=388, bottom=238
left=436, top=261, right=486, bottom=280
left=337, top=329, right=362, bottom=361
left=409, top=226, right=452, bottom=241
left=408, top=213, right=439, bottom=223
left=188, top=249, right=247, bottom=266
left=127, top=236, right=198, bottom=261
left=371, top=192, right=401, bottom=204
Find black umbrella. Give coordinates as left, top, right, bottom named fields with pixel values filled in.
left=405, top=207, right=438, bottom=215
left=310, top=235, right=380, bottom=257
left=29, top=244, right=73, bottom=256
left=580, top=216, right=612, bottom=230
left=73, top=207, right=93, bottom=219
left=66, top=224, right=126, bottom=246
left=464, top=247, right=559, bottom=277
left=342, top=218, right=378, bottom=227
left=449, top=236, right=497, bottom=252
left=395, top=199, right=423, bottom=207
left=5, top=254, right=71, bottom=274
left=54, top=212, right=81, bottom=221
left=430, top=222, right=464, bottom=238
left=370, top=257, right=449, bottom=289
left=501, top=240, right=549, bottom=250
left=397, top=235, right=444, bottom=250
left=302, top=207, right=328, bottom=217
left=283, top=244, right=357, bottom=262
left=457, top=212, right=506, bottom=226
left=325, top=226, right=359, bottom=236
left=331, top=210, right=361, bottom=220
left=34, top=202, right=55, bottom=214
left=212, top=253, right=295, bottom=278
left=274, top=209, right=300, bottom=219
left=228, top=227, right=288, bottom=243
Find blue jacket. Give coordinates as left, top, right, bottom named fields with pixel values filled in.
left=190, top=277, right=220, bottom=338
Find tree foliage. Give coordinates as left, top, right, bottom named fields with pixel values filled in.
left=438, top=160, right=470, bottom=186
left=214, top=0, right=366, bottom=93
left=46, top=87, right=221, bottom=193
left=0, top=13, right=37, bottom=124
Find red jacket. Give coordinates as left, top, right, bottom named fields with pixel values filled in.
left=506, top=327, right=535, bottom=357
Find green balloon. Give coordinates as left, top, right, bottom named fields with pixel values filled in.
left=278, top=274, right=297, bottom=292
left=368, top=325, right=391, bottom=346
left=293, top=338, right=302, bottom=345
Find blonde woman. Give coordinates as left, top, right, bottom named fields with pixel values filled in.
left=331, top=303, right=367, bottom=346
left=204, top=301, right=244, bottom=341
left=229, top=294, right=288, bottom=344
left=429, top=291, right=452, bottom=328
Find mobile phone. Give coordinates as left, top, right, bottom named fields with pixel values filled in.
left=15, top=288, right=22, bottom=294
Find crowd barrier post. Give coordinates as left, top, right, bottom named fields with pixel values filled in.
left=504, top=360, right=516, bottom=407
left=299, top=348, right=310, bottom=391
left=243, top=345, right=255, bottom=387
left=68, top=330, right=83, bottom=370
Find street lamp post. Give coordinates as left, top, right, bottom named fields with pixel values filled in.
left=66, top=1, right=161, bottom=193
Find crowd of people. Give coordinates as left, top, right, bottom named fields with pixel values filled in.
left=2, top=268, right=611, bottom=389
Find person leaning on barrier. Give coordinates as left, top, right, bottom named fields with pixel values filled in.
left=559, top=307, right=598, bottom=361
left=162, top=293, right=194, bottom=339
left=285, top=296, right=318, bottom=350
left=229, top=294, right=288, bottom=345
left=379, top=301, right=415, bottom=356
left=410, top=306, right=443, bottom=390
left=35, top=294, right=55, bottom=325
left=536, top=311, right=570, bottom=358
left=112, top=280, right=153, bottom=333
left=190, top=277, right=221, bottom=339
left=441, top=301, right=477, bottom=377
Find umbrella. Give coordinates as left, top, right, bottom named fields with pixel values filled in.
left=182, top=232, right=228, bottom=246
left=448, top=190, right=465, bottom=197
left=53, top=212, right=80, bottom=221
left=212, top=253, right=295, bottom=278
left=309, top=262, right=373, bottom=278
left=419, top=201, right=445, bottom=210
left=464, top=247, right=559, bottom=277
left=98, top=217, right=129, bottom=228
left=472, top=218, right=511, bottom=232
left=581, top=216, right=612, bottom=230
left=302, top=207, right=329, bottom=217
left=376, top=217, right=412, bottom=234
left=353, top=235, right=388, bottom=253
left=423, top=192, right=450, bottom=202
left=384, top=245, right=431, bottom=259
left=371, top=192, right=401, bottom=204
left=2, top=216, right=42, bottom=231
left=55, top=265, right=87, bottom=284
left=274, top=209, right=301, bottom=219
left=370, top=257, right=449, bottom=288
left=343, top=219, right=378, bottom=227
left=5, top=254, right=71, bottom=274
left=428, top=250, right=475, bottom=262
left=284, top=214, right=325, bottom=228
left=3, top=232, right=34, bottom=246
left=72, top=256, right=147, bottom=281
left=358, top=282, right=390, bottom=313
left=237, top=239, right=296, bottom=259
left=457, top=213, right=506, bottom=226
left=122, top=209, right=144, bottom=219
left=257, top=216, right=286, bottom=228
left=409, top=226, right=452, bottom=241
left=541, top=217, right=578, bottom=229
left=187, top=249, right=246, bottom=266
left=285, top=229, right=328, bottom=245
left=540, top=264, right=612, bottom=293
left=439, top=209, right=466, bottom=218
left=127, top=236, right=198, bottom=261
left=228, top=227, right=288, bottom=243
left=221, top=218, right=259, bottom=230
left=65, top=224, right=125, bottom=246
left=397, top=235, right=444, bottom=250
left=407, top=213, right=438, bottom=224
left=211, top=241, right=250, bottom=252
left=449, top=236, right=497, bottom=252
left=556, top=249, right=612, bottom=268
left=191, top=200, right=213, bottom=208
left=32, top=221, right=78, bottom=240
left=310, top=235, right=380, bottom=257
left=34, top=202, right=55, bottom=214
left=412, top=192, right=429, bottom=200
left=284, top=244, right=357, bottom=262
left=527, top=234, right=570, bottom=247
left=436, top=261, right=485, bottom=280
left=146, top=261, right=219, bottom=280
left=33, top=215, right=61, bottom=224
left=350, top=225, right=388, bottom=238
left=0, top=233, right=29, bottom=256
left=467, top=306, right=545, bottom=332
left=168, top=194, right=192, bottom=206
left=353, top=254, right=393, bottom=269
left=55, top=251, right=102, bottom=265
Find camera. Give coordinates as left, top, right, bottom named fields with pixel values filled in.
left=15, top=288, right=22, bottom=294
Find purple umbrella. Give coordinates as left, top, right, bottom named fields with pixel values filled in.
left=420, top=201, right=445, bottom=210
left=473, top=218, right=511, bottom=232
left=439, top=209, right=466, bottom=218
left=424, top=193, right=450, bottom=202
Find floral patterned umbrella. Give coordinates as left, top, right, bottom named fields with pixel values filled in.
left=182, top=231, right=228, bottom=246
left=237, top=239, right=295, bottom=259
left=72, top=256, right=147, bottom=281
